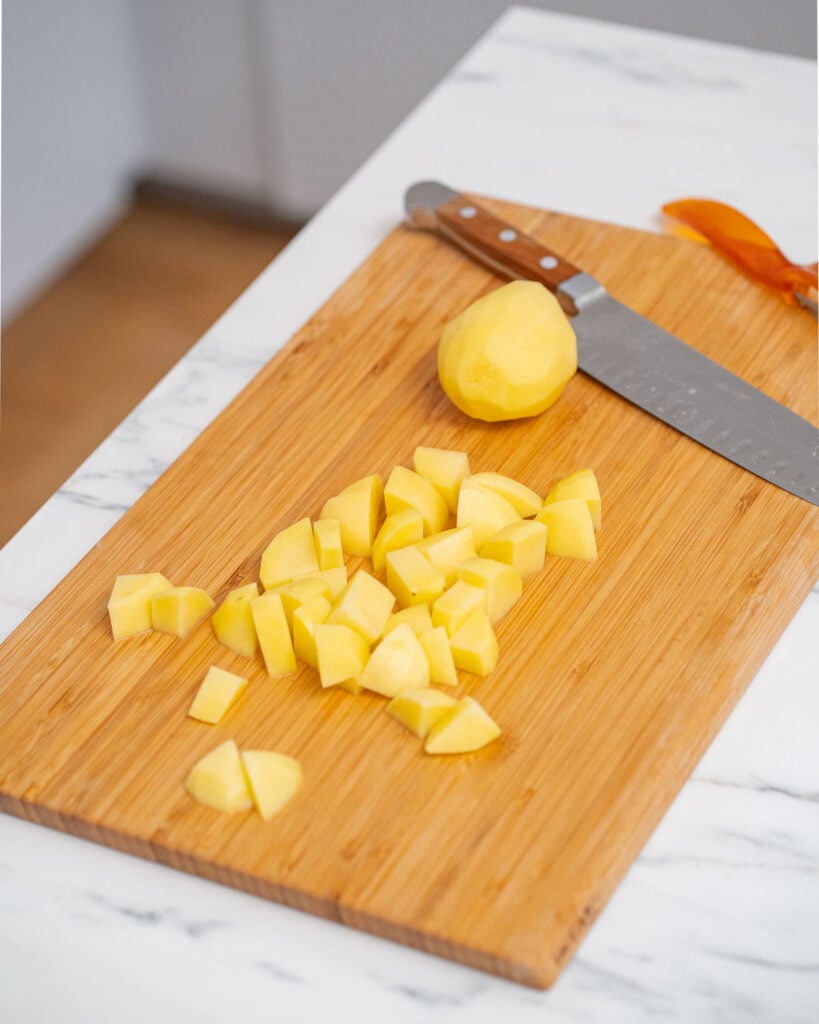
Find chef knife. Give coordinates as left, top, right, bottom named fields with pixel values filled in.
left=405, top=181, right=819, bottom=506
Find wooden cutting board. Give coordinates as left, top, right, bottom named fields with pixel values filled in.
left=1, top=200, right=816, bottom=989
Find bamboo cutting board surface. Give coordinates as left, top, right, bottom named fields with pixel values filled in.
left=1, top=200, right=816, bottom=988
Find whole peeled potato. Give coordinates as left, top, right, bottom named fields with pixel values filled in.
left=437, top=280, right=577, bottom=422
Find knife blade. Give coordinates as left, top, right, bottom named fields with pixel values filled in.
left=404, top=181, right=819, bottom=506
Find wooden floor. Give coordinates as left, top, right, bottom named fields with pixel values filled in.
left=1, top=199, right=295, bottom=547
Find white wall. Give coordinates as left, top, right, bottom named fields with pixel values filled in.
left=1, top=0, right=146, bottom=320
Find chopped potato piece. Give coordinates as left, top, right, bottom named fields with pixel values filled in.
left=456, top=556, right=522, bottom=624
left=543, top=469, right=601, bottom=530
left=151, top=586, right=215, bottom=639
left=240, top=750, right=303, bottom=821
left=274, top=576, right=332, bottom=629
left=412, top=447, right=471, bottom=512
left=185, top=739, right=253, bottom=812
left=385, top=546, right=446, bottom=608
left=359, top=623, right=430, bottom=698
left=313, top=518, right=344, bottom=569
left=415, top=527, right=477, bottom=586
left=260, top=517, right=320, bottom=590
left=314, top=623, right=370, bottom=689
left=251, top=592, right=297, bottom=677
left=431, top=580, right=487, bottom=636
left=320, top=474, right=383, bottom=556
left=536, top=499, right=597, bottom=559
left=294, top=566, right=347, bottom=600
left=211, top=582, right=259, bottom=658
left=479, top=520, right=548, bottom=578
left=371, top=508, right=425, bottom=572
left=387, top=687, right=458, bottom=738
left=383, top=604, right=433, bottom=637
left=418, top=626, right=458, bottom=687
left=188, top=666, right=247, bottom=724
left=107, top=572, right=172, bottom=640
left=327, top=570, right=395, bottom=644
left=384, top=465, right=449, bottom=535
left=466, top=472, right=542, bottom=517
left=456, top=481, right=521, bottom=548
left=424, top=697, right=501, bottom=754
left=292, top=594, right=332, bottom=668
left=448, top=606, right=498, bottom=676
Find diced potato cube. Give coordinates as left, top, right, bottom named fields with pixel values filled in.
left=430, top=580, right=487, bottom=636
left=387, top=687, right=458, bottom=738
left=211, top=582, right=259, bottom=658
left=536, top=499, right=597, bottom=559
left=466, top=472, right=542, bottom=517
left=456, top=556, right=522, bottom=624
left=448, top=606, right=498, bottom=676
left=260, top=517, right=319, bottom=589
left=424, top=697, right=501, bottom=754
left=320, top=474, right=383, bottom=556
left=385, top=546, right=446, bottom=608
left=188, top=666, right=247, bottom=724
left=184, top=739, right=253, bottom=812
left=384, top=465, right=449, bottom=535
left=292, top=594, right=332, bottom=668
left=314, top=623, right=370, bottom=688
left=313, top=518, right=344, bottom=569
left=456, top=481, right=521, bottom=548
left=418, top=626, right=458, bottom=687
left=544, top=468, right=601, bottom=529
left=327, top=570, right=395, bottom=644
left=274, top=576, right=332, bottom=629
left=151, top=586, right=215, bottom=639
left=371, top=508, right=425, bottom=572
left=294, top=567, right=347, bottom=600
left=415, top=527, right=477, bottom=586
left=107, top=572, right=172, bottom=640
left=479, top=520, right=548, bottom=578
left=359, top=623, right=430, bottom=698
left=412, top=446, right=471, bottom=512
left=240, top=750, right=303, bottom=821
left=251, top=592, right=297, bottom=677
left=383, top=604, right=433, bottom=637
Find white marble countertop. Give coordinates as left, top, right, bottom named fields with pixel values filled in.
left=2, top=7, right=817, bottom=1021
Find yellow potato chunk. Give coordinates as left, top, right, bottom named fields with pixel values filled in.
left=251, top=592, right=297, bottom=677
left=544, top=468, right=602, bottom=530
left=384, top=465, right=449, bottom=535
left=424, top=697, right=501, bottom=754
left=456, top=481, right=521, bottom=549
left=107, top=572, right=172, bottom=640
left=412, top=446, right=471, bottom=513
left=466, top=472, right=543, bottom=517
left=260, top=517, right=319, bottom=590
left=292, top=594, right=332, bottom=668
left=385, top=546, right=446, bottom=608
left=313, top=518, right=344, bottom=569
left=211, top=582, right=259, bottom=658
left=320, top=474, right=383, bottom=556
left=479, top=520, right=548, bottom=579
left=240, top=750, right=303, bottom=821
left=456, top=556, right=522, bottom=624
left=438, top=279, right=577, bottom=422
left=448, top=606, right=498, bottom=676
left=184, top=739, right=253, bottom=813
left=359, top=623, right=430, bottom=698
left=418, top=626, right=458, bottom=687
left=415, top=527, right=477, bottom=586
left=431, top=580, right=487, bottom=636
left=188, top=666, right=247, bottom=724
left=314, top=623, right=370, bottom=689
left=387, top=687, right=458, bottom=738
left=536, top=499, right=597, bottom=559
left=371, top=508, right=424, bottom=572
left=294, top=567, right=347, bottom=600
left=327, top=569, right=395, bottom=644
left=274, top=576, right=332, bottom=629
left=151, top=586, right=215, bottom=639
left=383, top=604, right=433, bottom=637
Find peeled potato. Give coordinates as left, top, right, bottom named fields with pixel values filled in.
left=438, top=280, right=576, bottom=421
